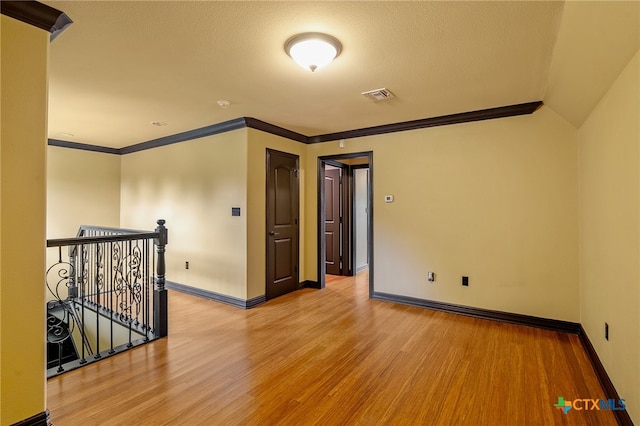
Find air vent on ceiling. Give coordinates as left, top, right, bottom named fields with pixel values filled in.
left=361, top=88, right=395, bottom=101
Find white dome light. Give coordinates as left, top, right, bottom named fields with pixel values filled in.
left=285, top=33, right=342, bottom=72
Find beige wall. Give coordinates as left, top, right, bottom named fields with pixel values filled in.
left=118, top=127, right=308, bottom=301
left=47, top=146, right=121, bottom=238
left=120, top=130, right=249, bottom=299
left=306, top=106, right=580, bottom=322
left=578, top=50, right=639, bottom=424
left=354, top=168, right=369, bottom=271
left=0, top=15, right=49, bottom=426
left=59, top=107, right=581, bottom=323
left=246, top=128, right=307, bottom=299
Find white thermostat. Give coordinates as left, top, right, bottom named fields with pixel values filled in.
left=384, top=195, right=394, bottom=203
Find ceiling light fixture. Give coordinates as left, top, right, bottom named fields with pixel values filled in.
left=285, top=32, right=342, bottom=72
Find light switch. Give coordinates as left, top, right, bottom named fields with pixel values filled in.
left=384, top=195, right=394, bottom=203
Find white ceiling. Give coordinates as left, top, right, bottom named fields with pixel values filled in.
left=43, top=1, right=639, bottom=149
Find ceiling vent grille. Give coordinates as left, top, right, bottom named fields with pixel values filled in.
left=361, top=88, right=395, bottom=101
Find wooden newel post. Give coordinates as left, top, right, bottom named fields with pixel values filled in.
left=154, top=219, right=168, bottom=338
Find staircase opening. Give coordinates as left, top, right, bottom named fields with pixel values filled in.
left=45, top=220, right=168, bottom=377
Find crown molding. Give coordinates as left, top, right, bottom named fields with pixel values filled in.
left=48, top=101, right=543, bottom=154
left=307, top=101, right=543, bottom=143
left=244, top=117, right=307, bottom=143
left=119, top=118, right=247, bottom=155
left=48, top=139, right=120, bottom=155
left=1, top=1, right=72, bottom=41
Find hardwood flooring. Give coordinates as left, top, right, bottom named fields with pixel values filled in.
left=47, top=272, right=615, bottom=425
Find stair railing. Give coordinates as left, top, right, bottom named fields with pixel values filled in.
left=46, top=220, right=167, bottom=378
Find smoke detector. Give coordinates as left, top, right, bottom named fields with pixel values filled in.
left=361, top=88, right=395, bottom=101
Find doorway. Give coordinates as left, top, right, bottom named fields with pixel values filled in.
left=317, top=152, right=373, bottom=297
left=324, top=162, right=348, bottom=276
left=266, top=149, right=300, bottom=300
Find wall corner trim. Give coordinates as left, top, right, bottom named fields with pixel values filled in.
left=244, top=117, right=307, bottom=143
left=166, top=281, right=266, bottom=309
left=371, top=291, right=580, bottom=333
left=10, top=409, right=51, bottom=426
left=1, top=1, right=72, bottom=41
left=302, top=280, right=320, bottom=289
left=578, top=325, right=634, bottom=426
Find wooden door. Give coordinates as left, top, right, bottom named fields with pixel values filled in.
left=266, top=149, right=300, bottom=300
left=325, top=168, right=341, bottom=275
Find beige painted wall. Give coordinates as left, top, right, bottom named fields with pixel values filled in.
left=47, top=146, right=121, bottom=238
left=0, top=15, right=49, bottom=426
left=246, top=128, right=307, bottom=299
left=578, top=50, right=639, bottom=424
left=120, top=130, right=248, bottom=299
left=354, top=168, right=369, bottom=271
left=305, top=106, right=580, bottom=322
left=71, top=126, right=308, bottom=302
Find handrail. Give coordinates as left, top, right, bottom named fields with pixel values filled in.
left=46, top=219, right=168, bottom=377
left=47, top=232, right=159, bottom=247
left=76, top=224, right=149, bottom=237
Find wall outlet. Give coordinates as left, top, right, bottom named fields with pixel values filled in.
left=428, top=272, right=435, bottom=282
left=605, top=322, right=609, bottom=340
left=462, top=276, right=469, bottom=286
left=185, top=261, right=189, bottom=270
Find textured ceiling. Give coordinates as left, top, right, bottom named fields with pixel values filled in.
left=544, top=1, right=639, bottom=128
left=42, top=1, right=638, bottom=149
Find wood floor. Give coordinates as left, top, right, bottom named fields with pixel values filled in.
left=47, top=272, right=615, bottom=425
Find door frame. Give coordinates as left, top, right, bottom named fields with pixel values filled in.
left=323, top=161, right=349, bottom=276
left=317, top=151, right=373, bottom=297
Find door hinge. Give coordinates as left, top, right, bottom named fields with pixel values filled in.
left=294, top=218, right=298, bottom=225
left=294, top=266, right=297, bottom=273
left=293, top=169, right=299, bottom=177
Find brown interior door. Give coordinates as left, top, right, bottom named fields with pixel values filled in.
left=266, top=149, right=300, bottom=300
left=325, top=168, right=341, bottom=275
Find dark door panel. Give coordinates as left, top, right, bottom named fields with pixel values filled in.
left=325, top=168, right=341, bottom=275
left=266, top=149, right=299, bottom=300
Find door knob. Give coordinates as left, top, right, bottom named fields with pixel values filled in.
left=269, top=231, right=280, bottom=236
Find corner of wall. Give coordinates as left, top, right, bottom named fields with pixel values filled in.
left=577, top=48, right=639, bottom=423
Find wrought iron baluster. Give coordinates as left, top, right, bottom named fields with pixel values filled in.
left=46, top=220, right=168, bottom=377
left=94, top=242, right=99, bottom=358
left=109, top=241, right=115, bottom=354
left=127, top=239, right=133, bottom=348
left=79, top=243, right=87, bottom=364
left=144, top=239, right=150, bottom=340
